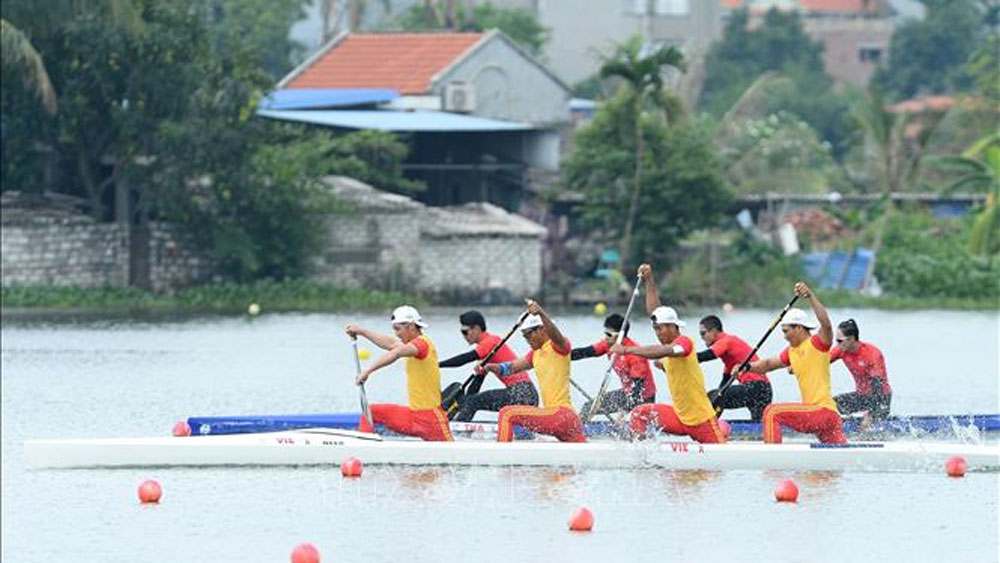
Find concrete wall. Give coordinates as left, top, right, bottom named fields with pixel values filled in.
left=805, top=18, right=892, bottom=87
left=419, top=235, right=543, bottom=299
left=435, top=34, right=571, bottom=126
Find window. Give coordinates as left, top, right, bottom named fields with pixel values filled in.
left=859, top=45, right=883, bottom=63
left=654, top=0, right=690, bottom=15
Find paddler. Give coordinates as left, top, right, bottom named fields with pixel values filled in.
left=830, top=318, right=892, bottom=420
left=608, top=264, right=726, bottom=443
left=346, top=305, right=453, bottom=441
left=698, top=315, right=773, bottom=420
left=736, top=282, right=846, bottom=444
left=438, top=310, right=539, bottom=422
left=482, top=300, right=586, bottom=442
left=571, top=313, right=656, bottom=419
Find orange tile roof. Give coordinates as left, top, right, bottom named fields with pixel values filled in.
left=285, top=33, right=484, bottom=95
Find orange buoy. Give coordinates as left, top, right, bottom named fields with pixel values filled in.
left=774, top=478, right=798, bottom=502
left=568, top=507, right=594, bottom=531
left=341, top=457, right=362, bottom=477
left=172, top=420, right=191, bottom=437
left=945, top=456, right=967, bottom=478
left=718, top=419, right=731, bottom=440
left=291, top=542, right=320, bottom=563
left=138, top=479, right=163, bottom=504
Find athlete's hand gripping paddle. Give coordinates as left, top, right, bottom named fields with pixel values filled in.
left=351, top=335, right=374, bottom=431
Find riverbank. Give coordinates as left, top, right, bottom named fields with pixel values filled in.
left=0, top=281, right=423, bottom=315
left=2, top=282, right=997, bottom=314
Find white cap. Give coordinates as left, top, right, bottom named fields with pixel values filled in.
left=390, top=305, right=428, bottom=328
left=781, top=308, right=818, bottom=329
left=521, top=314, right=544, bottom=331
left=650, top=306, right=685, bottom=327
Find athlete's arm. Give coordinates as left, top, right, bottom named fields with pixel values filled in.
left=612, top=342, right=685, bottom=359
left=357, top=341, right=419, bottom=384
left=697, top=349, right=717, bottom=363
left=797, top=281, right=832, bottom=347
left=744, top=356, right=785, bottom=375
left=483, top=356, right=532, bottom=376
left=571, top=346, right=599, bottom=360
left=345, top=324, right=400, bottom=351
left=638, top=263, right=661, bottom=314
left=439, top=350, right=479, bottom=368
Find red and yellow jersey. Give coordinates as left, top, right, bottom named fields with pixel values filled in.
left=526, top=339, right=573, bottom=408
left=660, top=335, right=716, bottom=426
left=709, top=332, right=769, bottom=384
left=592, top=337, right=656, bottom=399
left=476, top=332, right=529, bottom=387
left=406, top=335, right=442, bottom=410
left=780, top=335, right=839, bottom=412
left=830, top=341, right=891, bottom=396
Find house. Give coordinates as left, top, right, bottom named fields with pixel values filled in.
left=721, top=0, right=908, bottom=87
left=261, top=30, right=572, bottom=212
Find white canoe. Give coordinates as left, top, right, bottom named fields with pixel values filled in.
left=23, top=429, right=1000, bottom=473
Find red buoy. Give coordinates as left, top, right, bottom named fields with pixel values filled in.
left=718, top=419, right=732, bottom=440
left=172, top=420, right=191, bottom=437
left=774, top=478, right=798, bottom=502
left=291, top=542, right=320, bottom=563
left=945, top=456, right=967, bottom=478
left=568, top=507, right=594, bottom=531
left=341, top=457, right=362, bottom=477
left=138, top=479, right=163, bottom=503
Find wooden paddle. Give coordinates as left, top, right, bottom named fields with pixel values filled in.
left=350, top=335, right=374, bottom=430
left=712, top=294, right=799, bottom=417
left=441, top=309, right=531, bottom=419
left=581, top=274, right=643, bottom=423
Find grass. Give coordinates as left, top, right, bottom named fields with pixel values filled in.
left=0, top=280, right=423, bottom=314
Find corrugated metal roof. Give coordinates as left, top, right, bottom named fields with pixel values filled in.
left=258, top=109, right=535, bottom=132
left=260, top=88, right=399, bottom=110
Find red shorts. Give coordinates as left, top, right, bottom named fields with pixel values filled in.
left=628, top=403, right=726, bottom=444
left=359, top=403, right=453, bottom=442
left=497, top=405, right=586, bottom=443
left=762, top=403, right=846, bottom=444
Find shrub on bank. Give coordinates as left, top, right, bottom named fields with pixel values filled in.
left=0, top=280, right=421, bottom=313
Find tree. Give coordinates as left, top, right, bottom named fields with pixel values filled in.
left=208, top=0, right=309, bottom=81
left=563, top=91, right=730, bottom=270
left=395, top=1, right=549, bottom=56
left=873, top=0, right=982, bottom=100
left=935, top=132, right=1000, bottom=254
left=596, top=35, right=686, bottom=272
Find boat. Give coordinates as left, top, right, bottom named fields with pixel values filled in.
left=23, top=428, right=1000, bottom=473
left=185, top=412, right=1000, bottom=439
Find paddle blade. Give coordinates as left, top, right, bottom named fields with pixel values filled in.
left=440, top=382, right=464, bottom=418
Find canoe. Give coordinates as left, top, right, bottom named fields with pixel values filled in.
left=185, top=412, right=1000, bottom=438
left=23, top=428, right=1000, bottom=473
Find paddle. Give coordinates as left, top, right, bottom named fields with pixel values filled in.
left=569, top=378, right=618, bottom=425
left=711, top=294, right=799, bottom=417
left=350, top=335, right=374, bottom=431
left=581, top=274, right=643, bottom=423
left=441, top=309, right=531, bottom=419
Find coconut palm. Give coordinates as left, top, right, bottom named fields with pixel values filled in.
left=598, top=35, right=686, bottom=272
left=936, top=132, right=1000, bottom=254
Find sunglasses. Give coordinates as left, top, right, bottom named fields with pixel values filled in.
left=836, top=338, right=844, bottom=343
left=460, top=327, right=471, bottom=335
left=603, top=331, right=618, bottom=338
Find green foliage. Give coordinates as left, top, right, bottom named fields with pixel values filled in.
left=965, top=31, right=1000, bottom=103
left=718, top=111, right=845, bottom=195
left=395, top=1, right=549, bottom=55
left=0, top=280, right=421, bottom=312
left=875, top=209, right=999, bottom=299
left=208, top=0, right=308, bottom=81
left=326, top=130, right=424, bottom=195
left=698, top=8, right=855, bottom=159
left=873, top=0, right=982, bottom=100
left=563, top=92, right=730, bottom=270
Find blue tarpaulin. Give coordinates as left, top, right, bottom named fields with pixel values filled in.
left=801, top=247, right=875, bottom=291
left=259, top=88, right=399, bottom=110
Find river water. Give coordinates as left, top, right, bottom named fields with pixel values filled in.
left=2, top=307, right=998, bottom=562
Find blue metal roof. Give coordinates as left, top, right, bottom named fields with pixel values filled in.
left=257, top=109, right=535, bottom=132
left=259, top=88, right=399, bottom=110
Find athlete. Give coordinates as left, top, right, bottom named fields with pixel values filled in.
left=830, top=318, right=892, bottom=420
left=346, top=305, right=453, bottom=441
left=572, top=313, right=656, bottom=418
left=699, top=315, right=772, bottom=420
left=483, top=300, right=586, bottom=442
left=609, top=263, right=726, bottom=444
left=737, top=282, right=846, bottom=444
left=438, top=310, right=539, bottom=422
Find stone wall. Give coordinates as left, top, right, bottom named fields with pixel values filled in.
left=146, top=224, right=215, bottom=292
left=1, top=216, right=128, bottom=287
left=419, top=235, right=543, bottom=300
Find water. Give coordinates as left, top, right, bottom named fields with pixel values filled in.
left=2, top=308, right=998, bottom=562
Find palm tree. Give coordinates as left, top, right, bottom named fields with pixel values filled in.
left=851, top=88, right=948, bottom=287
left=598, top=35, right=686, bottom=272
left=936, top=132, right=1000, bottom=254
